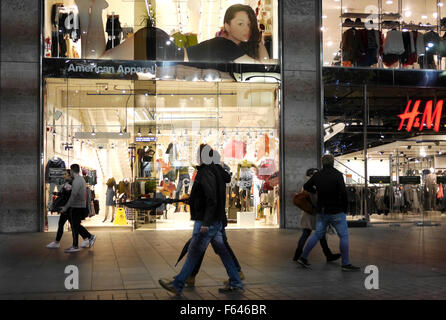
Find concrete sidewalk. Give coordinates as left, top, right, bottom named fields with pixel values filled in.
left=0, top=224, right=445, bottom=300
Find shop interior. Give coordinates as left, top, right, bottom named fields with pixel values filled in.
left=324, top=84, right=446, bottom=224
left=323, top=0, right=446, bottom=70
left=43, top=77, right=280, bottom=231
left=44, top=0, right=279, bottom=62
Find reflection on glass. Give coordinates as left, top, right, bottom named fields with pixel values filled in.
left=44, top=0, right=279, bottom=64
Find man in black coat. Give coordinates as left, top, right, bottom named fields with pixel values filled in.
left=159, top=144, right=244, bottom=295
left=297, top=154, right=360, bottom=272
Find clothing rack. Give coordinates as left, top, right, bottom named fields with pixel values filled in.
left=338, top=0, right=445, bottom=69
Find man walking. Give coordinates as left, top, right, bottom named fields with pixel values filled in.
left=297, top=154, right=360, bottom=271
left=61, top=164, right=97, bottom=253
left=159, top=144, right=244, bottom=295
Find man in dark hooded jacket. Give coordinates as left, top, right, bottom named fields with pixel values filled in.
left=159, top=144, right=244, bottom=295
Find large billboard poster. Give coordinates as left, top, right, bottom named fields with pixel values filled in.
left=44, top=0, right=279, bottom=64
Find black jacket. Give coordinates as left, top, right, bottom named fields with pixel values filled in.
left=303, top=165, right=348, bottom=214
left=189, top=164, right=231, bottom=226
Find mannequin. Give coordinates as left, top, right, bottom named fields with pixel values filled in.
left=425, top=170, right=437, bottom=211
left=104, top=177, right=116, bottom=223
left=237, top=160, right=257, bottom=212
left=174, top=164, right=191, bottom=212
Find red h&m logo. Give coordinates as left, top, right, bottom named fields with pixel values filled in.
left=398, top=99, right=444, bottom=132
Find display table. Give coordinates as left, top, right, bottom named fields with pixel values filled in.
left=47, top=214, right=60, bottom=232
left=237, top=211, right=256, bottom=228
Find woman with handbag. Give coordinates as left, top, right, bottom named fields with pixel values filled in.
left=292, top=168, right=341, bottom=262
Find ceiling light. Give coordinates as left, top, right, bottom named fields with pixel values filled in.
left=91, top=128, right=96, bottom=136
left=404, top=10, right=412, bottom=18
left=439, top=2, right=444, bottom=7
left=138, top=127, right=141, bottom=136
left=157, top=128, right=161, bottom=135
left=119, top=127, right=123, bottom=136
left=386, top=0, right=393, bottom=4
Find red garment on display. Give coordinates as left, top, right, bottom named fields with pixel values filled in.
left=262, top=171, right=279, bottom=191
left=257, top=159, right=276, bottom=180
left=156, top=159, right=172, bottom=175
left=255, top=134, right=271, bottom=160
left=437, top=184, right=443, bottom=199
left=223, top=140, right=247, bottom=159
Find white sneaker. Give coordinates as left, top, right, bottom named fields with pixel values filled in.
left=64, top=246, right=80, bottom=253
left=80, top=239, right=90, bottom=248
left=88, top=235, right=97, bottom=248
left=46, top=241, right=60, bottom=249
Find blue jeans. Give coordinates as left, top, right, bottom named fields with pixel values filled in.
left=301, top=213, right=350, bottom=265
left=173, top=221, right=243, bottom=292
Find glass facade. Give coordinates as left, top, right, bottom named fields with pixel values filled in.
left=324, top=67, right=446, bottom=225
left=42, top=0, right=281, bottom=231
left=322, top=0, right=446, bottom=70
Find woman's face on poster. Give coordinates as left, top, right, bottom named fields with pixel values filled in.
left=225, top=11, right=252, bottom=43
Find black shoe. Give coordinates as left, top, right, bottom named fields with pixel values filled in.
left=218, top=285, right=245, bottom=294
left=159, top=278, right=181, bottom=295
left=326, top=253, right=342, bottom=262
left=297, top=257, right=311, bottom=269
left=342, top=264, right=361, bottom=272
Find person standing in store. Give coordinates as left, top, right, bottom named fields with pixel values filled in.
left=159, top=144, right=244, bottom=295
left=293, top=168, right=341, bottom=263
left=46, top=169, right=92, bottom=249
left=61, top=164, right=97, bottom=253
left=297, top=155, right=360, bottom=271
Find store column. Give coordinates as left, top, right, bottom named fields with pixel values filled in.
left=281, top=0, right=322, bottom=228
left=0, top=0, right=41, bottom=232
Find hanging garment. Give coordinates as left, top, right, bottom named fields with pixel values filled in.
left=401, top=31, right=416, bottom=65
left=172, top=32, right=188, bottom=48
left=424, top=30, right=441, bottom=55
left=165, top=143, right=178, bottom=163
left=438, top=32, right=446, bottom=58
left=384, top=30, right=405, bottom=55
left=255, top=134, right=271, bottom=160
left=185, top=33, right=198, bottom=47
left=341, top=28, right=365, bottom=65
left=45, top=157, right=66, bottom=183
left=257, top=159, right=276, bottom=180
left=437, top=184, right=444, bottom=200
left=223, top=140, right=247, bottom=159
left=415, top=32, right=425, bottom=56
left=105, top=15, right=122, bottom=50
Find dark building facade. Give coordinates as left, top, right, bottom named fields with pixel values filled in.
left=0, top=0, right=321, bottom=233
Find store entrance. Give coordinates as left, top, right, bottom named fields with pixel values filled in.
left=43, top=77, right=281, bottom=231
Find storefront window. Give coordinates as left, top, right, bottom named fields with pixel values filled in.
left=322, top=0, right=446, bottom=70
left=43, top=73, right=281, bottom=231
left=43, top=0, right=279, bottom=64
left=324, top=68, right=445, bottom=225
